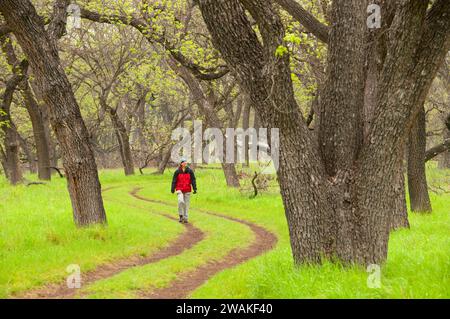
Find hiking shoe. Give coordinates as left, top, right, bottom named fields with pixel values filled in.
left=179, top=216, right=183, bottom=223
left=183, top=219, right=189, bottom=224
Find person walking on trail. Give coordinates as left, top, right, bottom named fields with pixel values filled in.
left=171, top=158, right=197, bottom=223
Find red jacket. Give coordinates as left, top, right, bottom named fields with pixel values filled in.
left=171, top=167, right=197, bottom=193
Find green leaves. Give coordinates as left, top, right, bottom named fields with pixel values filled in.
left=275, top=45, right=288, bottom=57
left=0, top=110, right=10, bottom=130
left=283, top=33, right=302, bottom=45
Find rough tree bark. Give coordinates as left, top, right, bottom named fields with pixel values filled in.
left=0, top=0, right=107, bottom=226
left=197, top=0, right=450, bottom=265
left=407, top=106, right=432, bottom=213
left=362, top=2, right=410, bottom=230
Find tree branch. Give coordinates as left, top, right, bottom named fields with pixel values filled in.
left=47, top=0, right=70, bottom=41
left=274, top=0, right=329, bottom=44
left=0, top=24, right=11, bottom=37
left=79, top=7, right=229, bottom=81
left=425, top=139, right=450, bottom=162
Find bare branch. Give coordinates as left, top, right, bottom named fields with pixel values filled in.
left=425, top=139, right=450, bottom=162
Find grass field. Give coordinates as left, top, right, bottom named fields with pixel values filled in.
left=0, top=164, right=448, bottom=298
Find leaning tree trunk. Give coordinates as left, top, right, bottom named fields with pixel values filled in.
left=23, top=84, right=52, bottom=180
left=156, top=146, right=172, bottom=174
left=0, top=0, right=107, bottom=226
left=407, top=107, right=432, bottom=213
left=29, top=79, right=58, bottom=176
left=108, top=108, right=135, bottom=176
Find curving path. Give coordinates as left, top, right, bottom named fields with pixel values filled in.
left=17, top=185, right=277, bottom=299
left=130, top=188, right=278, bottom=299
left=18, top=187, right=204, bottom=299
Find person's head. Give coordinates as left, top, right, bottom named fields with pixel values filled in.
left=180, top=158, right=187, bottom=169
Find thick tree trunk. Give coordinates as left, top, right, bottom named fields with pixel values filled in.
left=363, top=22, right=409, bottom=231
left=198, top=0, right=449, bottom=265
left=0, top=0, right=107, bottom=226
left=407, top=107, right=432, bottom=213
left=108, top=109, right=135, bottom=176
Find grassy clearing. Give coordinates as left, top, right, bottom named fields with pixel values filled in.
left=0, top=164, right=448, bottom=298
left=0, top=174, right=181, bottom=298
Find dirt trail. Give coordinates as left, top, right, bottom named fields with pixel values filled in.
left=17, top=187, right=204, bottom=299
left=16, top=186, right=277, bottom=299
left=130, top=188, right=278, bottom=299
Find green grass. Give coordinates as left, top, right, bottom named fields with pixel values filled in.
left=0, top=174, right=183, bottom=298
left=0, top=164, right=448, bottom=298
left=80, top=192, right=253, bottom=298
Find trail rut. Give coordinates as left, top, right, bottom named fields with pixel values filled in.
left=130, top=188, right=277, bottom=299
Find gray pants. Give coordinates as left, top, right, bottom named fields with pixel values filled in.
left=177, top=191, right=191, bottom=220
